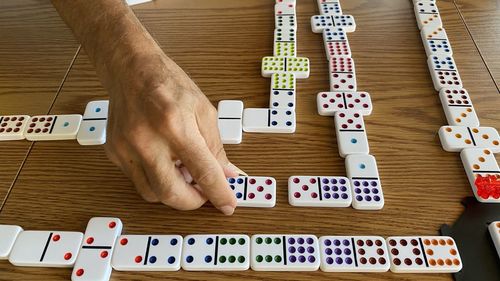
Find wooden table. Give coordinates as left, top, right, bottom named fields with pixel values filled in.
left=0, top=0, right=498, bottom=280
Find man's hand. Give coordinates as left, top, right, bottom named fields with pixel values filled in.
left=51, top=0, right=242, bottom=215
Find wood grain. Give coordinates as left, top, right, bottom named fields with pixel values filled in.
left=455, top=0, right=500, bottom=88
left=0, top=0, right=79, bottom=206
left=0, top=0, right=499, bottom=280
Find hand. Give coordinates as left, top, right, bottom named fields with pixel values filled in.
left=103, top=51, right=242, bottom=215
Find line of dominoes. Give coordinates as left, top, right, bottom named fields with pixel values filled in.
left=307, top=0, right=383, bottom=210
left=412, top=1, right=500, bottom=203
left=0, top=100, right=109, bottom=146
left=0, top=219, right=466, bottom=277
left=217, top=0, right=310, bottom=144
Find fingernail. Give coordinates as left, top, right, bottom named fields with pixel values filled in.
left=219, top=205, right=235, bottom=216
left=227, top=162, right=248, bottom=176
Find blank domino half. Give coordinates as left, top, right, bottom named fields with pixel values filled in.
left=227, top=176, right=276, bottom=207
left=181, top=234, right=250, bottom=271
left=345, top=154, right=385, bottom=210
left=250, top=234, right=320, bottom=271
left=319, top=236, right=390, bottom=272
left=438, top=126, right=500, bottom=152
left=0, top=115, right=30, bottom=141
left=460, top=148, right=500, bottom=203
left=24, top=114, right=82, bottom=141
left=489, top=222, right=500, bottom=259
left=288, top=176, right=352, bottom=207
left=386, top=236, right=462, bottom=273
left=77, top=100, right=109, bottom=145
left=111, top=235, right=182, bottom=271
left=217, top=100, right=243, bottom=144
left=0, top=225, right=23, bottom=259
left=242, top=108, right=296, bottom=133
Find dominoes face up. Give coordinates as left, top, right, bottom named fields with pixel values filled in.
left=24, top=114, right=82, bottom=141
left=217, top=100, right=243, bottom=144
left=274, top=28, right=296, bottom=57
left=0, top=115, right=30, bottom=141
left=439, top=88, right=479, bottom=127
left=318, top=1, right=342, bottom=16
left=386, top=236, right=462, bottom=273
left=270, top=73, right=296, bottom=109
left=242, top=108, right=296, bottom=133
left=489, top=221, right=500, bottom=259
left=460, top=148, right=500, bottom=202
left=438, top=126, right=500, bottom=152
left=181, top=235, right=250, bottom=271
left=0, top=225, right=23, bottom=259
left=319, top=236, right=390, bottom=272
left=421, top=26, right=453, bottom=56
left=334, top=111, right=369, bottom=158
left=414, top=1, right=442, bottom=30
left=288, top=176, right=352, bottom=207
left=9, top=231, right=83, bottom=267
left=77, top=100, right=109, bottom=145
left=227, top=176, right=276, bottom=207
left=317, top=92, right=372, bottom=116
left=275, top=2, right=295, bottom=15
left=329, top=57, right=356, bottom=92
left=345, top=154, right=384, bottom=210
left=311, top=15, right=356, bottom=33
left=111, top=235, right=182, bottom=271
left=261, top=57, right=310, bottom=79
left=275, top=15, right=296, bottom=29
left=72, top=217, right=123, bottom=281
left=427, top=55, right=462, bottom=91
left=250, top=235, right=320, bottom=271
left=322, top=27, right=351, bottom=59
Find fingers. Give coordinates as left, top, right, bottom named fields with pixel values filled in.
left=136, top=139, right=207, bottom=210
left=175, top=127, right=237, bottom=215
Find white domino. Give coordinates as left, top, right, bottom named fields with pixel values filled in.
left=24, top=114, right=82, bottom=141
left=329, top=57, right=356, bottom=92
left=439, top=88, right=479, bottom=127
left=250, top=234, right=320, bottom=271
left=227, top=176, right=276, bottom=207
left=274, top=28, right=296, bottom=57
left=318, top=1, right=342, bottom=16
left=276, top=0, right=296, bottom=4
left=323, top=27, right=351, bottom=59
left=317, top=92, right=372, bottom=116
left=71, top=217, right=123, bottom=281
left=270, top=73, right=296, bottom=109
left=334, top=111, right=369, bottom=157
left=427, top=55, right=463, bottom=91
left=386, top=236, right=462, bottom=273
left=181, top=234, right=250, bottom=271
left=242, top=108, right=295, bottom=133
left=77, top=100, right=109, bottom=145
left=414, top=1, right=442, bottom=30
left=0, top=115, right=30, bottom=141
left=288, top=176, right=352, bottom=207
left=9, top=231, right=83, bottom=267
left=438, top=126, right=500, bottom=152
left=261, top=57, right=310, bottom=79
left=111, top=235, right=182, bottom=271
left=345, top=154, right=385, bottom=210
left=217, top=100, right=243, bottom=144
left=489, top=222, right=500, bottom=259
left=460, top=148, right=500, bottom=203
left=275, top=15, right=296, bottom=29
left=319, top=236, right=390, bottom=272
left=311, top=15, right=356, bottom=33
left=275, top=2, right=295, bottom=15
left=0, top=225, right=23, bottom=259
left=421, top=25, right=453, bottom=56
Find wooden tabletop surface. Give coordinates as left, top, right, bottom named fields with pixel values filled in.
left=0, top=0, right=498, bottom=280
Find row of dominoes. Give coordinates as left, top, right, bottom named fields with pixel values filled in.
left=1, top=218, right=471, bottom=276
left=309, top=1, right=384, bottom=210
left=227, top=155, right=382, bottom=210
left=217, top=0, right=311, bottom=144
left=413, top=1, right=500, bottom=203
left=0, top=100, right=109, bottom=146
